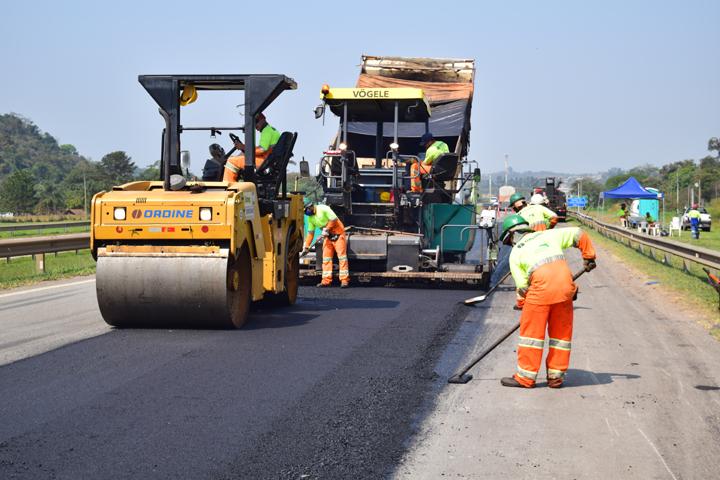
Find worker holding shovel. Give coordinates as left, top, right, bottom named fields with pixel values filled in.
left=499, top=215, right=597, bottom=389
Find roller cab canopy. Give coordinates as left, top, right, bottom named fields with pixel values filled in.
left=138, top=74, right=297, bottom=189
left=322, top=87, right=430, bottom=122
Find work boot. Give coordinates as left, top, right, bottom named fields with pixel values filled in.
left=547, top=377, right=564, bottom=389
left=500, top=377, right=527, bottom=388
left=340, top=281, right=350, bottom=289
left=316, top=282, right=332, bottom=288
left=513, top=305, right=522, bottom=311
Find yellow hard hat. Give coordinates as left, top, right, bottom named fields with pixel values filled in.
left=180, top=85, right=197, bottom=106
left=379, top=191, right=391, bottom=202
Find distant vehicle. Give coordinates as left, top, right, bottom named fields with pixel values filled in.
left=533, top=177, right=567, bottom=221
left=682, top=207, right=712, bottom=231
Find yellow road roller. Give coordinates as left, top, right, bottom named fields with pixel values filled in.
left=90, top=75, right=303, bottom=328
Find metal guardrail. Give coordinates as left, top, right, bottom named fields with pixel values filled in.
left=0, top=221, right=90, bottom=234
left=0, top=233, right=90, bottom=259
left=569, top=211, right=720, bottom=271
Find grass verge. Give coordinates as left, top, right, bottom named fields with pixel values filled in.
left=0, top=250, right=96, bottom=289
left=570, top=219, right=720, bottom=341
left=0, top=226, right=90, bottom=239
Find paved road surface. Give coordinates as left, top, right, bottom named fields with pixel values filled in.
left=395, top=246, right=720, bottom=479
left=1, top=242, right=719, bottom=479
left=0, top=280, right=470, bottom=479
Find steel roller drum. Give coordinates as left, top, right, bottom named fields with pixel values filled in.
left=96, top=249, right=241, bottom=328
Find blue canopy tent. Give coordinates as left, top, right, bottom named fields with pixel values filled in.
left=602, top=177, right=665, bottom=225
left=602, top=177, right=659, bottom=199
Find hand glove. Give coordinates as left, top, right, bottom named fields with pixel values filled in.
left=516, top=287, right=528, bottom=298
left=321, top=228, right=329, bottom=237
left=300, top=247, right=309, bottom=257
left=583, top=258, right=597, bottom=272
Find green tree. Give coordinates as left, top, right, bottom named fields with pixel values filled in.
left=100, top=151, right=136, bottom=185
left=135, top=161, right=160, bottom=181
left=570, top=179, right=604, bottom=207
left=34, top=181, right=65, bottom=214
left=0, top=169, right=36, bottom=214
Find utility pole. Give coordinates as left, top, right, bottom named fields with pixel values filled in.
left=676, top=170, right=679, bottom=214
left=83, top=171, right=88, bottom=220
left=504, top=153, right=509, bottom=185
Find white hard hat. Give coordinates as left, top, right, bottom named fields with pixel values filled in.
left=530, top=193, right=545, bottom=205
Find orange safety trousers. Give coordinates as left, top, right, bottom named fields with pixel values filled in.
left=514, top=299, right=573, bottom=387
left=321, top=234, right=349, bottom=286
left=222, top=148, right=271, bottom=182
left=410, top=162, right=431, bottom=192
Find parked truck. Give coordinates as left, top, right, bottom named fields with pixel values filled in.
left=301, top=56, right=491, bottom=287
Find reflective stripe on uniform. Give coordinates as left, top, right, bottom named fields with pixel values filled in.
left=337, top=255, right=348, bottom=261
left=548, top=338, right=571, bottom=351
left=518, top=336, right=545, bottom=349
left=547, top=368, right=566, bottom=379
left=516, top=366, right=538, bottom=380
left=528, top=254, right=565, bottom=276
left=339, top=270, right=349, bottom=275
left=321, top=271, right=332, bottom=278
left=225, top=162, right=240, bottom=173
left=322, top=257, right=333, bottom=262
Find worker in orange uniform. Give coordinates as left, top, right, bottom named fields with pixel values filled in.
left=499, top=214, right=597, bottom=388
left=302, top=201, right=350, bottom=288
left=223, top=112, right=280, bottom=182
left=410, top=133, right=449, bottom=192
left=519, top=193, right=559, bottom=231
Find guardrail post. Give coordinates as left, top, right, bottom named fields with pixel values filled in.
left=35, top=253, right=46, bottom=273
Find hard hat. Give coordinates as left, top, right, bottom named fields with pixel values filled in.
left=419, top=132, right=434, bottom=146
left=499, top=214, right=531, bottom=242
left=508, top=193, right=526, bottom=205
left=379, top=191, right=391, bottom=202
left=530, top=193, right=545, bottom=205
left=180, top=85, right=197, bottom=106
left=303, top=198, right=315, bottom=215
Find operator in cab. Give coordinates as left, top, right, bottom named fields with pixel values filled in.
left=223, top=112, right=281, bottom=182
left=302, top=201, right=350, bottom=288
left=410, top=133, right=450, bottom=192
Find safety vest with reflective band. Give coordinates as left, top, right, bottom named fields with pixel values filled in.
left=304, top=204, right=346, bottom=248
left=424, top=140, right=449, bottom=165
left=509, top=227, right=596, bottom=305
left=519, top=204, right=558, bottom=231
left=687, top=209, right=701, bottom=219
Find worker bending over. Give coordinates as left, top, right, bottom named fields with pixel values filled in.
left=410, top=133, right=449, bottom=192
left=520, top=193, right=559, bottom=231
left=223, top=112, right=280, bottom=182
left=499, top=214, right=597, bottom=389
left=302, top=202, right=350, bottom=288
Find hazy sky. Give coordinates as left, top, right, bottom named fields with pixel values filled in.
left=1, top=0, right=717, bottom=174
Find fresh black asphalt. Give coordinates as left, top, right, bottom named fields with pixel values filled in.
left=0, top=285, right=474, bottom=479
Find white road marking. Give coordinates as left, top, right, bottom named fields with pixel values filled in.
left=0, top=278, right=95, bottom=300
left=637, top=428, right=678, bottom=480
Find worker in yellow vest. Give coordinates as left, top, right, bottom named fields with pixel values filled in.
left=500, top=214, right=597, bottom=389
left=223, top=113, right=281, bottom=182
left=410, top=133, right=449, bottom=192
left=302, top=201, right=350, bottom=288
left=519, top=194, right=559, bottom=231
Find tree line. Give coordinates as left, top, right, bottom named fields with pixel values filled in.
left=0, top=114, right=157, bottom=215
left=570, top=137, right=720, bottom=210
